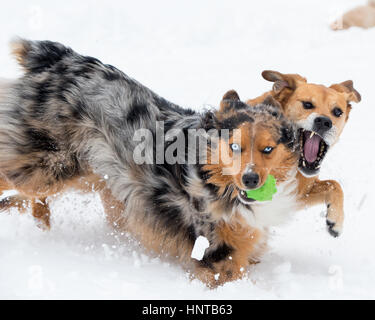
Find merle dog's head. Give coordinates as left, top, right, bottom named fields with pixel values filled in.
left=202, top=91, right=297, bottom=205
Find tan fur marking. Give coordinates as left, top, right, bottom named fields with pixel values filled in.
left=31, top=197, right=50, bottom=229
left=0, top=195, right=30, bottom=214
left=194, top=216, right=265, bottom=288
left=10, top=39, right=29, bottom=69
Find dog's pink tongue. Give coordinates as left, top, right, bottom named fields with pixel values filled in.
left=304, top=132, right=321, bottom=163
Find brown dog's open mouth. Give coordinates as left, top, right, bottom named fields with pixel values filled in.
left=298, top=129, right=329, bottom=176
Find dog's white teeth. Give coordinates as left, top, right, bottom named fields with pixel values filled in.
left=316, top=165, right=321, bottom=169
left=303, top=160, right=306, bottom=167
left=241, top=191, right=245, bottom=196
left=310, top=131, right=315, bottom=139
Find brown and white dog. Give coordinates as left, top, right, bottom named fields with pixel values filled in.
left=247, top=70, right=361, bottom=237
left=331, top=1, right=375, bottom=31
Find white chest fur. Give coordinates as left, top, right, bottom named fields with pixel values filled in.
left=239, top=171, right=299, bottom=230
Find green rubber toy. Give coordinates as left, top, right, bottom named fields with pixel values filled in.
left=246, top=175, right=277, bottom=202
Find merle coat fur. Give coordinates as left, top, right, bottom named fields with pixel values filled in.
left=0, top=39, right=298, bottom=286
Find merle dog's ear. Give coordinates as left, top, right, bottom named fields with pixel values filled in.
left=262, top=70, right=307, bottom=94
left=330, top=80, right=361, bottom=103
left=219, top=90, right=241, bottom=112
left=222, top=90, right=240, bottom=101
left=203, top=111, right=218, bottom=131
left=262, top=95, right=282, bottom=109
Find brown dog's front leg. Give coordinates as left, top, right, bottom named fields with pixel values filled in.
left=300, top=179, right=344, bottom=237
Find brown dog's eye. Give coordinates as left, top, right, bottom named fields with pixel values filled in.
left=262, top=146, right=274, bottom=154
left=302, top=101, right=315, bottom=109
left=332, top=107, right=343, bottom=118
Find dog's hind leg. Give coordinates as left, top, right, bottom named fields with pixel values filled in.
left=99, top=188, right=125, bottom=229
left=0, top=195, right=30, bottom=213
left=0, top=190, right=51, bottom=230
left=0, top=175, right=30, bottom=213
left=0, top=194, right=51, bottom=230
left=31, top=197, right=51, bottom=230
left=0, top=176, right=51, bottom=229
left=0, top=177, right=29, bottom=212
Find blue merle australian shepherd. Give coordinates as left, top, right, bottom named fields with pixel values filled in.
left=0, top=39, right=298, bottom=287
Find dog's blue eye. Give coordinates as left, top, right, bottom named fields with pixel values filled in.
left=302, top=101, right=315, bottom=109
left=231, top=143, right=241, bottom=152
left=262, top=146, right=274, bottom=154
left=332, top=107, right=343, bottom=118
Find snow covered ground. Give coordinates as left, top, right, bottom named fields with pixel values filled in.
left=0, top=0, right=374, bottom=299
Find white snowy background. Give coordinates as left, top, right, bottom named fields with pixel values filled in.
left=0, top=0, right=374, bottom=299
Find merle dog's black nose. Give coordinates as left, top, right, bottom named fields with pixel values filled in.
left=314, top=116, right=332, bottom=134
left=242, top=173, right=259, bottom=189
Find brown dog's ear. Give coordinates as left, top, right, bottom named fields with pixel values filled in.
left=220, top=90, right=241, bottom=112
left=262, top=95, right=282, bottom=109
left=262, top=70, right=307, bottom=94
left=330, top=80, right=361, bottom=103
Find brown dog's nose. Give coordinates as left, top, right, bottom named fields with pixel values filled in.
left=313, top=116, right=332, bottom=134
left=242, top=173, right=259, bottom=190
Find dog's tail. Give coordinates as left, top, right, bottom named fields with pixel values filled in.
left=10, top=38, right=73, bottom=73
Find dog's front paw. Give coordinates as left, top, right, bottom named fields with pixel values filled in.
left=326, top=219, right=342, bottom=238
left=326, top=203, right=344, bottom=238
